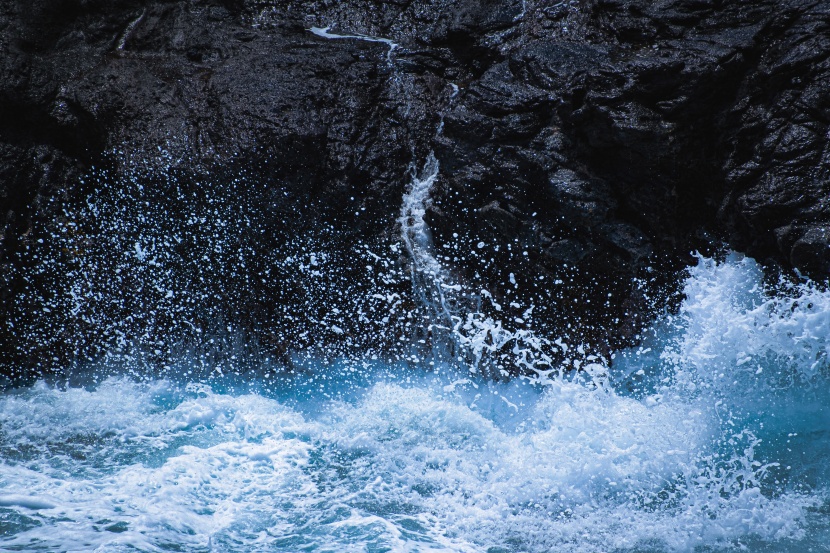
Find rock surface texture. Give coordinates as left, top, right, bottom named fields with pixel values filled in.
left=1, top=0, right=829, bottom=378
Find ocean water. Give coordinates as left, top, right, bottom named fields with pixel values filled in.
left=1, top=255, right=829, bottom=552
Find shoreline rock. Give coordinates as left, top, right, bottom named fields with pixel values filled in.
left=2, top=0, right=828, bottom=379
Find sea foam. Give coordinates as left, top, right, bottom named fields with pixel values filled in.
left=2, top=254, right=829, bottom=552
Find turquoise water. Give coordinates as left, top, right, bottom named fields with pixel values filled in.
left=1, top=255, right=829, bottom=552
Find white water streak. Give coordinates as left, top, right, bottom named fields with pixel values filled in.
left=399, top=154, right=456, bottom=327
left=309, top=26, right=398, bottom=61
left=116, top=9, right=146, bottom=51
left=397, top=154, right=567, bottom=377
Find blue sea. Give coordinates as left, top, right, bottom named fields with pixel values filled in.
left=1, top=255, right=829, bottom=552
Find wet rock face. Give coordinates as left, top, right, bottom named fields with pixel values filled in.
left=1, top=0, right=828, bottom=376
left=425, top=0, right=829, bottom=275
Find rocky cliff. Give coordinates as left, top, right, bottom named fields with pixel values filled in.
left=2, top=0, right=828, bottom=379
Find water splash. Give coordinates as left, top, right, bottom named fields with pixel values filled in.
left=396, top=145, right=576, bottom=379
left=2, top=255, right=828, bottom=552
left=3, top=24, right=829, bottom=553
left=399, top=153, right=447, bottom=321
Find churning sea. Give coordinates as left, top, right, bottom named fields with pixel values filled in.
left=1, top=255, right=829, bottom=552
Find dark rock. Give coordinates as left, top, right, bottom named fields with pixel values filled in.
left=791, top=227, right=830, bottom=275
left=2, top=0, right=829, bottom=379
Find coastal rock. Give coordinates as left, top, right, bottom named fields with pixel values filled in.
left=1, top=0, right=828, bottom=377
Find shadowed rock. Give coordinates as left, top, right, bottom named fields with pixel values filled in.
left=1, top=0, right=828, bottom=379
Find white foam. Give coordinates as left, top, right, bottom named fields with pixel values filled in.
left=0, top=495, right=56, bottom=510
left=1, top=256, right=828, bottom=551
left=309, top=26, right=398, bottom=61
left=0, top=369, right=821, bottom=551
left=668, top=254, right=830, bottom=390
left=399, top=154, right=448, bottom=315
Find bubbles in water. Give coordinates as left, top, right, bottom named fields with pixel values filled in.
left=2, top=254, right=829, bottom=551
left=4, top=132, right=830, bottom=553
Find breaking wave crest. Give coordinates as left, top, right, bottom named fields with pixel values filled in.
left=1, top=254, right=829, bottom=552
